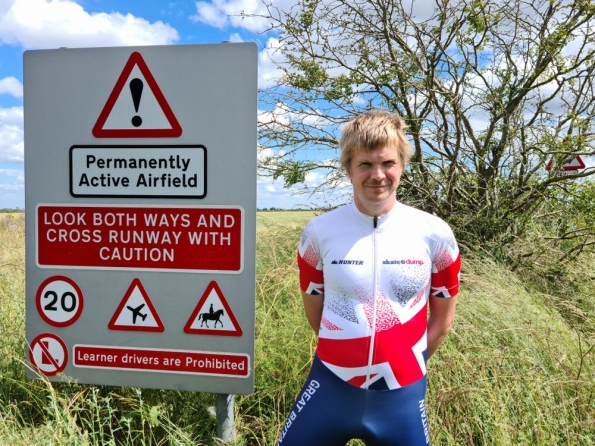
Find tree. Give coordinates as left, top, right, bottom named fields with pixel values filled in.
left=255, top=0, right=595, bottom=261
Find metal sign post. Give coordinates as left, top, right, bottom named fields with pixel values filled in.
left=24, top=43, right=257, bottom=405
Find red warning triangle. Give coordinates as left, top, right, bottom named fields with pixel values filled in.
left=562, top=155, right=586, bottom=171
left=108, top=278, right=165, bottom=332
left=547, top=154, right=587, bottom=171
left=184, top=281, right=243, bottom=337
left=93, top=52, right=182, bottom=138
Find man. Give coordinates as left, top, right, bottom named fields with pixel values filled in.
left=277, top=111, right=460, bottom=446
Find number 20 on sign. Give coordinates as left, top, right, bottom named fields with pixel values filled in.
left=36, top=276, right=84, bottom=327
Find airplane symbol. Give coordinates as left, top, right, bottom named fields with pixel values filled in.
left=126, top=304, right=147, bottom=324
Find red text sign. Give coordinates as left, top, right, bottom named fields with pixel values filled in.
left=36, top=204, right=243, bottom=272
left=73, top=345, right=250, bottom=377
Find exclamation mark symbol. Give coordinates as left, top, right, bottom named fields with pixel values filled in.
left=130, top=78, right=143, bottom=127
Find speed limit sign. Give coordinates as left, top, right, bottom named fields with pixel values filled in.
left=36, top=276, right=84, bottom=327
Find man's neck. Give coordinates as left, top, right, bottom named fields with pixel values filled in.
left=353, top=197, right=396, bottom=217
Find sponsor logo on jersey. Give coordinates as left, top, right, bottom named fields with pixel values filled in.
left=330, top=259, right=364, bottom=265
left=383, top=259, right=425, bottom=265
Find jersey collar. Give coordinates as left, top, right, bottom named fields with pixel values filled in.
left=349, top=201, right=401, bottom=230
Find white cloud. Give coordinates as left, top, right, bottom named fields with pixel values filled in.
left=193, top=1, right=228, bottom=29
left=0, top=106, right=24, bottom=162
left=0, top=76, right=23, bottom=97
left=257, top=174, right=337, bottom=209
left=228, top=32, right=243, bottom=42
left=0, top=0, right=179, bottom=49
left=191, top=0, right=289, bottom=33
left=258, top=37, right=284, bottom=88
left=0, top=168, right=22, bottom=177
left=258, top=102, right=290, bottom=127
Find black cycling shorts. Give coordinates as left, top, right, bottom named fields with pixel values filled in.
left=277, top=355, right=431, bottom=446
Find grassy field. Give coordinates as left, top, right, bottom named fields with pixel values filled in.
left=0, top=211, right=594, bottom=445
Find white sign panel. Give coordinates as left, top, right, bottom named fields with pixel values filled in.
left=25, top=43, right=257, bottom=395
left=70, top=146, right=206, bottom=197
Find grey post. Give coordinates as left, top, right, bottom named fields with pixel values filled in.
left=216, top=393, right=235, bottom=442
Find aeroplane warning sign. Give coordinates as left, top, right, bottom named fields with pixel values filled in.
left=184, top=281, right=243, bottom=336
left=36, top=275, right=84, bottom=327
left=93, top=52, right=182, bottom=138
left=29, top=333, right=68, bottom=376
left=108, top=278, right=165, bottom=332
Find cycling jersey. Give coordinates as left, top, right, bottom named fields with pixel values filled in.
left=297, top=202, right=460, bottom=391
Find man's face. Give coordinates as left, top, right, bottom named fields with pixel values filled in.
left=347, top=144, right=404, bottom=216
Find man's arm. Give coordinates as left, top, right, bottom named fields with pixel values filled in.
left=302, top=291, right=324, bottom=334
left=427, top=295, right=457, bottom=359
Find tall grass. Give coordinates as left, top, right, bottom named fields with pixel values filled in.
left=0, top=212, right=593, bottom=445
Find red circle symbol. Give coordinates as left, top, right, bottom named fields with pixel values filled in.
left=29, top=333, right=68, bottom=376
left=36, top=276, right=84, bottom=327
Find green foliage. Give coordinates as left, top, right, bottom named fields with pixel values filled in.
left=284, top=55, right=328, bottom=90
left=298, top=0, right=319, bottom=29
left=436, top=257, right=595, bottom=444
left=271, top=159, right=313, bottom=188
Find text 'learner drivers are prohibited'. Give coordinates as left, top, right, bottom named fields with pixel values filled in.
left=73, top=345, right=250, bottom=378
left=36, top=205, right=243, bottom=272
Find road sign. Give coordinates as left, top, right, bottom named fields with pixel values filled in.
left=36, top=275, right=84, bottom=327
left=70, top=145, right=207, bottom=198
left=546, top=155, right=586, bottom=172
left=561, top=155, right=586, bottom=171
left=36, top=204, right=243, bottom=272
left=25, top=43, right=257, bottom=394
left=92, top=52, right=182, bottom=138
left=184, top=281, right=243, bottom=336
left=108, top=278, right=165, bottom=332
left=29, top=333, right=68, bottom=376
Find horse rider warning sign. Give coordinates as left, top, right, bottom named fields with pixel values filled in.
left=184, top=281, right=242, bottom=336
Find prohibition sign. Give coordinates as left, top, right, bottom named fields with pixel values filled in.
left=36, top=276, right=84, bottom=327
left=29, top=333, right=68, bottom=376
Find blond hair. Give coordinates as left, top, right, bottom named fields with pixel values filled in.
left=339, top=111, right=412, bottom=173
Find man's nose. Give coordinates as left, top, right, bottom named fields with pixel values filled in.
left=370, top=165, right=385, bottom=180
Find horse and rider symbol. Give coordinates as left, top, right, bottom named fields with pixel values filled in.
left=199, top=304, right=225, bottom=328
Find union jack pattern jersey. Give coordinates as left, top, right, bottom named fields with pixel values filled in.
left=297, top=202, right=460, bottom=390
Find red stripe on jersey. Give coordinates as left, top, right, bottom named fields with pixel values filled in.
left=297, top=251, right=324, bottom=293
left=431, top=253, right=460, bottom=297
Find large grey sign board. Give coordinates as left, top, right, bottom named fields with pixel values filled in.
left=24, top=43, right=257, bottom=394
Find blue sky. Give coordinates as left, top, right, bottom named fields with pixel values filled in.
left=0, top=0, right=332, bottom=209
